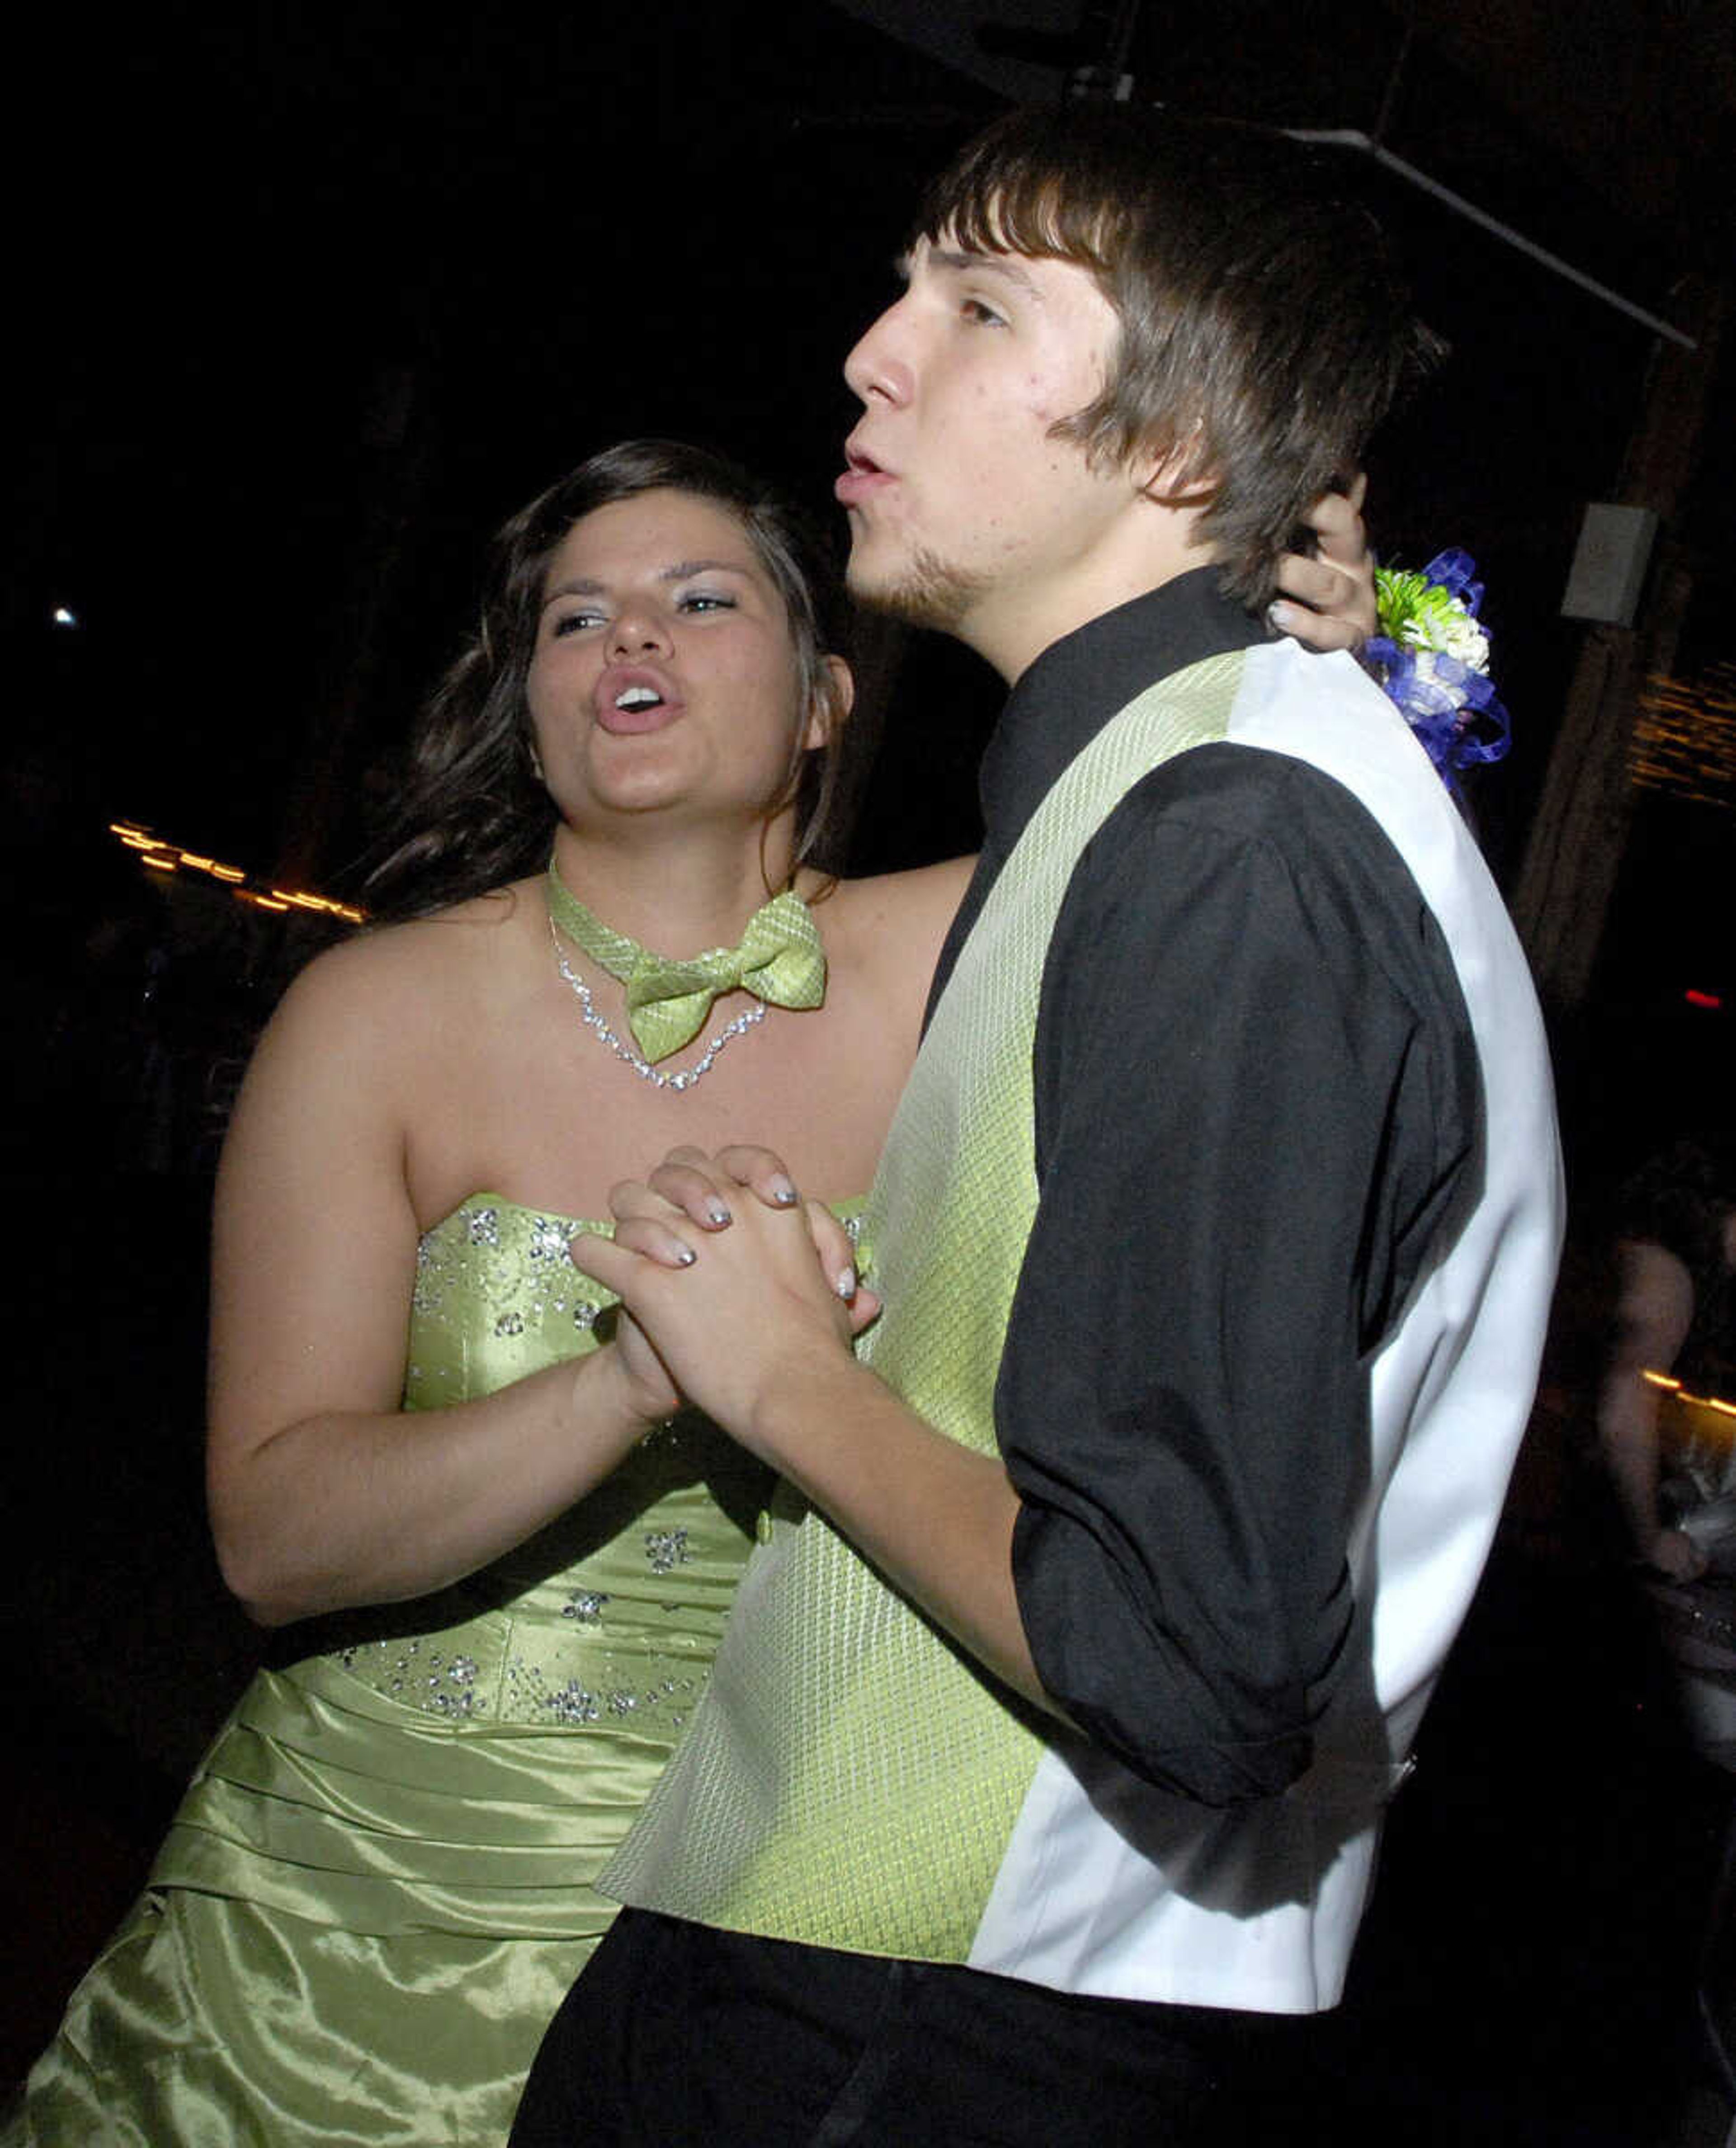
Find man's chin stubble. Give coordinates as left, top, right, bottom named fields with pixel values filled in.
left=847, top=543, right=991, bottom=633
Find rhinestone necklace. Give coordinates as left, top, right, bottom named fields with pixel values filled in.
left=548, top=918, right=767, bottom=1092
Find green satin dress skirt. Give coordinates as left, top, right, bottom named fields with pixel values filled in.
left=6, top=1194, right=783, bottom=2145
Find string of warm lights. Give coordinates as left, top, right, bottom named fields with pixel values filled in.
left=1643, top=1368, right=1736, bottom=1433
left=1632, top=661, right=1736, bottom=809
left=109, top=821, right=366, bottom=925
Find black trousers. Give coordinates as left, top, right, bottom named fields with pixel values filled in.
left=510, top=1908, right=1318, bottom=2147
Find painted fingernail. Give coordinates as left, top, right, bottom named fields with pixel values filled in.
left=675, top=1244, right=698, bottom=1267
left=835, top=1266, right=858, bottom=1300
left=706, top=1201, right=733, bottom=1226
left=770, top=1176, right=798, bottom=1206
left=1267, top=600, right=1294, bottom=632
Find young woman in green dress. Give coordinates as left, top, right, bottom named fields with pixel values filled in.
left=7, top=439, right=1373, bottom=2144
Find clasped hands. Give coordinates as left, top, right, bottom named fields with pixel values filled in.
left=569, top=1146, right=878, bottom=1450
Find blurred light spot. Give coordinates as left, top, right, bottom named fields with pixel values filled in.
left=106, top=820, right=365, bottom=924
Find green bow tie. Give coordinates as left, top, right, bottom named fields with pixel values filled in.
left=545, top=860, right=827, bottom=1063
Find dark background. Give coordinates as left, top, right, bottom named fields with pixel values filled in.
left=5, top=2, right=1736, bottom=2137
left=9, top=0, right=1731, bottom=900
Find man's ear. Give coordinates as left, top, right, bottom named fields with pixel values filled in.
left=1133, top=421, right=1218, bottom=510
left=804, top=654, right=855, bottom=751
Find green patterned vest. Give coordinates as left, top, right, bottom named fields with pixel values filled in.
left=604, top=653, right=1244, bottom=1958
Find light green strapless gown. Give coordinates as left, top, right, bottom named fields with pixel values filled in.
left=8, top=1193, right=823, bottom=2146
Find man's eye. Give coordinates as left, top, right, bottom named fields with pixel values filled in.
left=962, top=298, right=1006, bottom=327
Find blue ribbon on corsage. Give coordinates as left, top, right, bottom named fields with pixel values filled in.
left=1366, top=548, right=1511, bottom=790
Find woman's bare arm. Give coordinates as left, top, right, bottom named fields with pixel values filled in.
left=1597, top=1237, right=1701, bottom=1577
left=206, top=936, right=670, bottom=1627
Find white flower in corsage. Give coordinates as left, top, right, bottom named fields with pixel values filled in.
left=1366, top=549, right=1510, bottom=790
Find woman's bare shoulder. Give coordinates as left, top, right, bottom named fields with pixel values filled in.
left=819, top=855, right=975, bottom=954
left=1612, top=1236, right=1698, bottom=1350
left=807, top=858, right=975, bottom=1038
left=267, top=883, right=537, bottom=1049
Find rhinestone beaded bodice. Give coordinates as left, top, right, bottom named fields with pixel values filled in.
left=321, top=1193, right=777, bottom=1733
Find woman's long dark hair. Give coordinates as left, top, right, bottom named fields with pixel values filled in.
left=363, top=441, right=858, bottom=921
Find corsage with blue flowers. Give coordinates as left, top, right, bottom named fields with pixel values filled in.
left=1366, top=548, right=1511, bottom=788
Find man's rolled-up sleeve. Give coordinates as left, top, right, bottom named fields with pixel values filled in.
left=1002, top=747, right=1474, bottom=1805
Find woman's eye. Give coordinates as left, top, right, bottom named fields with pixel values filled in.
left=679, top=591, right=736, bottom=615
left=549, top=609, right=605, bottom=638
left=962, top=298, right=1006, bottom=328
